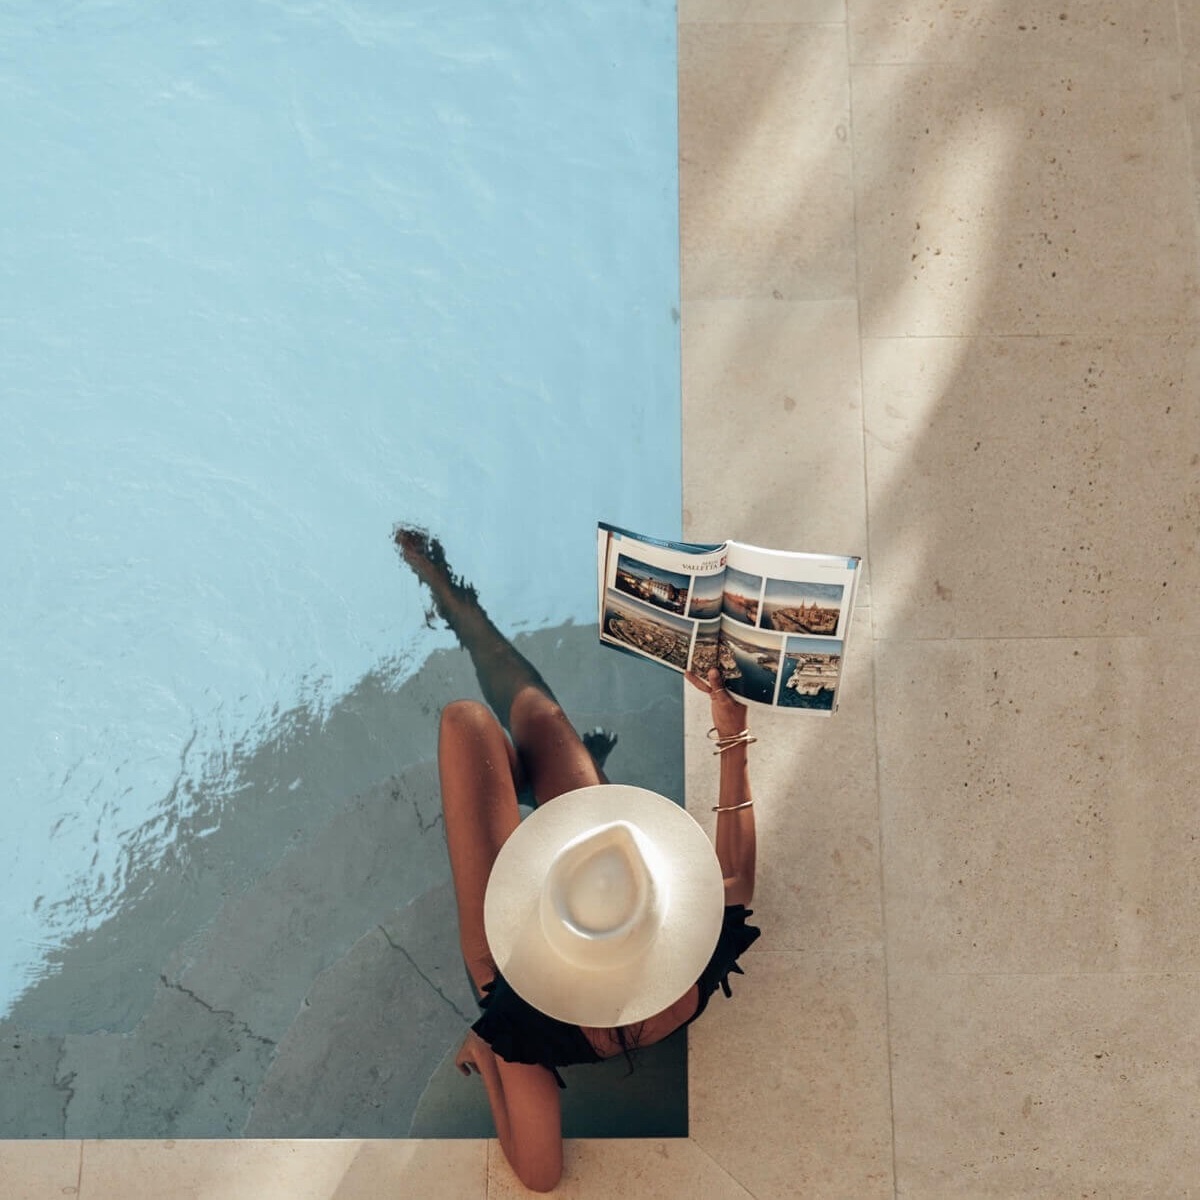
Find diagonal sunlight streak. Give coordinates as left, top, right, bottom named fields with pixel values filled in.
left=861, top=104, right=1021, bottom=623
left=865, top=105, right=1022, bottom=343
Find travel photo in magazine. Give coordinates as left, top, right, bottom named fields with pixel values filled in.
left=596, top=522, right=862, bottom=714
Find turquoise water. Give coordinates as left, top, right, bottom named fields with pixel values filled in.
left=0, top=0, right=680, bottom=1093
left=0, top=2, right=681, bottom=1012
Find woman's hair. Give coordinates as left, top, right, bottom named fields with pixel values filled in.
left=613, top=1020, right=647, bottom=1076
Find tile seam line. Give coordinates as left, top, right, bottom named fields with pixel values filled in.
left=850, top=56, right=1175, bottom=67
left=678, top=20, right=848, bottom=30
left=870, top=632, right=1192, bottom=643
left=843, top=17, right=900, bottom=1200
left=861, top=330, right=1192, bottom=340
left=674, top=0, right=684, bottom=545
left=747, top=947, right=885, bottom=958
left=1171, top=0, right=1200, bottom=271
left=685, top=1135, right=759, bottom=1198
left=888, top=969, right=1200, bottom=980
left=678, top=311, right=1184, bottom=338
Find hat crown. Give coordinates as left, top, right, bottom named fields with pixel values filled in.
left=540, top=821, right=661, bottom=968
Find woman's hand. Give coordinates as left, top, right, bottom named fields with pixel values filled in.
left=456, top=1030, right=484, bottom=1078
left=686, top=667, right=748, bottom=738
left=455, top=1029, right=565, bottom=1189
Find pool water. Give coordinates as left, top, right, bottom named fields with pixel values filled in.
left=0, top=1, right=683, bottom=1137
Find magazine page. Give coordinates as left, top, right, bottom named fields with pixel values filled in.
left=596, top=523, right=728, bottom=676
left=719, top=541, right=861, bottom=714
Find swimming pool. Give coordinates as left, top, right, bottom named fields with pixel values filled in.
left=0, top=0, right=683, bottom=1136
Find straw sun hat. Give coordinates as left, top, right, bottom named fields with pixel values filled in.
left=483, top=784, right=726, bottom=1028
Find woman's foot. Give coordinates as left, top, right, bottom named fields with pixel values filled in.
left=581, top=727, right=618, bottom=772
left=393, top=525, right=479, bottom=630
left=393, top=522, right=554, bottom=726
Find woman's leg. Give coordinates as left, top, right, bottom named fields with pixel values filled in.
left=396, top=527, right=606, bottom=805
left=438, top=699, right=567, bottom=1191
left=507, top=687, right=604, bottom=803
left=438, top=699, right=522, bottom=991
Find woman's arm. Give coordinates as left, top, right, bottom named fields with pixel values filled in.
left=713, top=722, right=756, bottom=906
left=688, top=668, right=756, bottom=906
left=457, top=1030, right=563, bottom=1192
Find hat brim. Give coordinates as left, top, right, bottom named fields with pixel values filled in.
left=483, top=784, right=725, bottom=1028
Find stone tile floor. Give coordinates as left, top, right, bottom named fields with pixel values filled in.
left=5, top=0, right=1198, bottom=1193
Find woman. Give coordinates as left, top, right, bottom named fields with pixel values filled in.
left=395, top=527, right=759, bottom=1193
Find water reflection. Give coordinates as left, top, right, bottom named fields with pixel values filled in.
left=0, top=616, right=681, bottom=1137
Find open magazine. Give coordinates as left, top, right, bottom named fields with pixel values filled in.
left=597, top=522, right=862, bottom=714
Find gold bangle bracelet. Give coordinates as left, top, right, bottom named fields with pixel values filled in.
left=712, top=735, right=757, bottom=755
left=707, top=726, right=756, bottom=754
left=707, top=726, right=751, bottom=742
left=711, top=799, right=754, bottom=812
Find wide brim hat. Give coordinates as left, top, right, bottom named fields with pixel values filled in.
left=483, top=784, right=725, bottom=1028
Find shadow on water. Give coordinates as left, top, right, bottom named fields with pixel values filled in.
left=1, top=623, right=684, bottom=1138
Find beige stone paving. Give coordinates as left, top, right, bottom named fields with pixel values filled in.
left=862, top=334, right=1200, bottom=641
left=0, top=1141, right=82, bottom=1200
left=6, top=0, right=1199, bottom=1195
left=679, top=23, right=856, bottom=301
left=689, top=950, right=893, bottom=1198
left=487, top=1140, right=753, bottom=1199
left=889, top=973, right=1200, bottom=1195
left=77, top=1141, right=485, bottom=1200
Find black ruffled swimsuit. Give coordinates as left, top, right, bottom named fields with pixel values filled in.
left=471, top=904, right=761, bottom=1087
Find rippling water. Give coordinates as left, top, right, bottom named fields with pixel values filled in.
left=0, top=0, right=680, bottom=1023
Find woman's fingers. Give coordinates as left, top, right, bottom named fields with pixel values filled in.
left=685, top=668, right=727, bottom=693
left=456, top=1033, right=480, bottom=1077
left=687, top=666, right=750, bottom=735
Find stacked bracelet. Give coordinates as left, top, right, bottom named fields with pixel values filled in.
left=712, top=798, right=754, bottom=813
left=707, top=726, right=757, bottom=755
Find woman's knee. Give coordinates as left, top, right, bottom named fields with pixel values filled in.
left=508, top=688, right=571, bottom=743
left=439, top=698, right=499, bottom=743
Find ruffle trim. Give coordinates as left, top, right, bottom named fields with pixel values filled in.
left=469, top=906, right=761, bottom=1086
left=697, top=904, right=762, bottom=1003
left=471, top=974, right=601, bottom=1087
